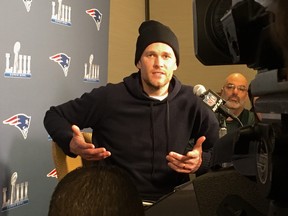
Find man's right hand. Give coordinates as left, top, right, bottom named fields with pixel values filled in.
left=69, top=125, right=111, bottom=161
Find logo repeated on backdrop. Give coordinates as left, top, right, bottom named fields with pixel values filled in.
left=49, top=53, right=71, bottom=77
left=3, top=114, right=31, bottom=139
left=86, top=8, right=102, bottom=31
left=23, top=0, right=33, bottom=12
left=4, top=41, right=32, bottom=79
left=1, top=172, right=29, bottom=212
left=47, top=169, right=58, bottom=178
left=1, top=1, right=109, bottom=215
left=46, top=135, right=59, bottom=178
left=51, top=0, right=72, bottom=26
left=84, top=54, right=100, bottom=82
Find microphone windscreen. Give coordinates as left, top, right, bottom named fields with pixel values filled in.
left=193, top=84, right=206, bottom=96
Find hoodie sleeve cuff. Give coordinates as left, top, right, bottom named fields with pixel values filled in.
left=196, top=151, right=211, bottom=176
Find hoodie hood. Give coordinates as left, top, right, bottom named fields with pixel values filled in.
left=123, top=72, right=182, bottom=101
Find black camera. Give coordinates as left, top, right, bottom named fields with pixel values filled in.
left=193, top=0, right=288, bottom=214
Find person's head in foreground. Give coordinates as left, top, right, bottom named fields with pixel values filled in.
left=48, top=166, right=145, bottom=216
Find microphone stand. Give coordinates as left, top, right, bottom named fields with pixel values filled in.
left=235, top=116, right=244, bottom=127
left=218, top=113, right=233, bottom=168
left=218, top=114, right=227, bottom=138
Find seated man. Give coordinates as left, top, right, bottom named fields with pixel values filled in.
left=48, top=166, right=145, bottom=216
left=44, top=20, right=219, bottom=202
left=212, top=73, right=256, bottom=168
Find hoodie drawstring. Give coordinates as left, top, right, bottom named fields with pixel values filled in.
left=166, top=100, right=170, bottom=154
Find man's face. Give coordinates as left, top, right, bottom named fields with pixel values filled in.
left=220, top=75, right=248, bottom=111
left=136, top=42, right=177, bottom=96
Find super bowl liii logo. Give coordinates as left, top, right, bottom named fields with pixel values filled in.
left=84, top=54, right=100, bottom=82
left=4, top=41, right=32, bottom=79
left=51, top=0, right=72, bottom=27
left=23, top=0, right=33, bottom=12
left=2, top=172, right=29, bottom=212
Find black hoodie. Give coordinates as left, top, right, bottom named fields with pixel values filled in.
left=44, top=72, right=219, bottom=201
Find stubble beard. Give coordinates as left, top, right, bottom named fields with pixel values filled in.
left=146, top=77, right=170, bottom=92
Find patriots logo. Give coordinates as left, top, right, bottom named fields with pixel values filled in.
left=3, top=114, right=31, bottom=139
left=49, top=53, right=71, bottom=77
left=86, top=8, right=102, bottom=31
left=47, top=169, right=58, bottom=178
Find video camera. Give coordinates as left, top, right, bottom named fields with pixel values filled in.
left=193, top=0, right=288, bottom=214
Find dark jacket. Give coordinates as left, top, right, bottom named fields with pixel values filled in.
left=44, top=72, right=219, bottom=201
left=218, top=109, right=255, bottom=133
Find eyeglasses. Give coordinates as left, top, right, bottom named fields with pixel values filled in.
left=224, top=84, right=247, bottom=92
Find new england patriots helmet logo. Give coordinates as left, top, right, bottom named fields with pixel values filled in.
left=3, top=114, right=31, bottom=139
left=86, top=8, right=102, bottom=31
left=49, top=53, right=71, bottom=77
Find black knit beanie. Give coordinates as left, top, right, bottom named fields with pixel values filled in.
left=134, top=20, right=179, bottom=66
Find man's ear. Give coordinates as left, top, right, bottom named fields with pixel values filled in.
left=136, top=61, right=141, bottom=70
left=172, top=62, right=177, bottom=71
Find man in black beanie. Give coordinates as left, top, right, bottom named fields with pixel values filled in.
left=44, top=20, right=219, bottom=202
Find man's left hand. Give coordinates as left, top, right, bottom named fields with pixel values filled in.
left=166, top=136, right=206, bottom=173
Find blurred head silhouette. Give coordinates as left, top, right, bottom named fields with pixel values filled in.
left=48, top=165, right=145, bottom=216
